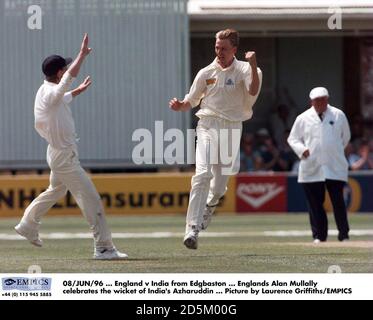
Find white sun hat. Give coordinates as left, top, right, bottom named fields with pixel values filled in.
left=309, top=87, right=329, bottom=100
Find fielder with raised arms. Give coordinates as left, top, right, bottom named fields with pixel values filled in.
left=169, top=29, right=263, bottom=249
left=15, top=34, right=128, bottom=260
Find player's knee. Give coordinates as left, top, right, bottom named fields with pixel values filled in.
left=47, top=185, right=68, bottom=197
left=191, top=171, right=213, bottom=186
left=88, top=193, right=102, bottom=204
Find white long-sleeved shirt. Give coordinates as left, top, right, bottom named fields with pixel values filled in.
left=184, top=57, right=263, bottom=122
left=287, top=105, right=351, bottom=182
left=34, top=71, right=77, bottom=149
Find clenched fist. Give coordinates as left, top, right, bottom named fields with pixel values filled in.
left=245, top=51, right=257, bottom=68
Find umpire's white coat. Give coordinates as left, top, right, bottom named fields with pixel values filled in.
left=288, top=105, right=351, bottom=183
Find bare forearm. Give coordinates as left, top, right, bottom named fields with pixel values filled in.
left=70, top=76, right=92, bottom=98
left=180, top=101, right=192, bottom=111
left=71, top=87, right=83, bottom=97
left=249, top=67, right=259, bottom=96
left=68, top=52, right=86, bottom=78
left=351, top=158, right=367, bottom=170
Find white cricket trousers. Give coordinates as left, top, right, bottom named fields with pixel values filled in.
left=18, top=145, right=114, bottom=250
left=186, top=117, right=242, bottom=232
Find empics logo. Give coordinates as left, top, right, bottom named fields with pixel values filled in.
left=236, top=176, right=287, bottom=212
left=2, top=277, right=52, bottom=291
left=3, top=279, right=16, bottom=286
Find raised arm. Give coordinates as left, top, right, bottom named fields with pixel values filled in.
left=48, top=34, right=92, bottom=105
left=71, top=76, right=92, bottom=98
left=245, top=51, right=260, bottom=96
left=63, top=76, right=92, bottom=105
left=68, top=33, right=92, bottom=78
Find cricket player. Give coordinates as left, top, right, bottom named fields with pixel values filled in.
left=169, top=29, right=263, bottom=249
left=15, top=34, right=128, bottom=260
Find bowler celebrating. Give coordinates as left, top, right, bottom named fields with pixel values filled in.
left=15, top=34, right=128, bottom=260
left=169, top=29, right=262, bottom=249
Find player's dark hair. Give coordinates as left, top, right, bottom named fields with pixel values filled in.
left=46, top=75, right=59, bottom=82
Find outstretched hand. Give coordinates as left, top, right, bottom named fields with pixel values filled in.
left=169, top=98, right=184, bottom=111
left=71, top=76, right=92, bottom=97
left=80, top=33, right=92, bottom=56
left=78, top=76, right=92, bottom=93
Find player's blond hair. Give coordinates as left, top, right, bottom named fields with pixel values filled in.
left=215, top=29, right=239, bottom=48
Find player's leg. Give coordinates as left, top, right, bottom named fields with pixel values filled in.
left=202, top=122, right=241, bottom=230
left=301, top=182, right=328, bottom=242
left=57, top=166, right=112, bottom=246
left=184, top=121, right=216, bottom=248
left=50, top=146, right=126, bottom=259
left=201, top=164, right=229, bottom=230
left=15, top=171, right=67, bottom=247
left=56, top=167, right=127, bottom=259
left=325, top=179, right=349, bottom=241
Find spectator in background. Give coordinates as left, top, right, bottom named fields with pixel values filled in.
left=278, top=129, right=298, bottom=171
left=369, top=138, right=373, bottom=160
left=350, top=114, right=365, bottom=143
left=270, top=104, right=296, bottom=149
left=240, top=133, right=262, bottom=172
left=256, top=128, right=288, bottom=171
left=349, top=139, right=373, bottom=170
left=345, top=142, right=360, bottom=170
left=363, top=120, right=373, bottom=146
left=270, top=88, right=297, bottom=148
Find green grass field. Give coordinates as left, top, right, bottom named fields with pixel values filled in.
left=0, top=214, right=372, bottom=273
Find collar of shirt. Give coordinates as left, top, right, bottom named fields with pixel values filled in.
left=44, top=80, right=57, bottom=86
left=311, top=104, right=331, bottom=120
left=212, top=56, right=238, bottom=71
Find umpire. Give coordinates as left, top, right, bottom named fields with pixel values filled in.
left=288, top=87, right=351, bottom=242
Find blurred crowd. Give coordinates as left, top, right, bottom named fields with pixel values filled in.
left=240, top=105, right=373, bottom=173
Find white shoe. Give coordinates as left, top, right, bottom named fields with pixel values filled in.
left=201, top=204, right=217, bottom=230
left=313, top=239, right=321, bottom=244
left=183, top=229, right=199, bottom=250
left=15, top=224, right=43, bottom=247
left=93, top=248, right=128, bottom=260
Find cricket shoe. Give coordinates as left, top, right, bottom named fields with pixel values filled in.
left=14, top=223, right=43, bottom=247
left=93, top=248, right=128, bottom=260
left=183, top=228, right=199, bottom=250
left=201, top=204, right=217, bottom=230
left=313, top=239, right=327, bottom=244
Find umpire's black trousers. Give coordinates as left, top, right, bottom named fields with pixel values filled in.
left=301, top=179, right=349, bottom=241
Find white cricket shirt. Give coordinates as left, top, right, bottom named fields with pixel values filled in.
left=288, top=105, right=351, bottom=183
left=184, top=57, right=262, bottom=122
left=34, top=71, right=77, bottom=150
